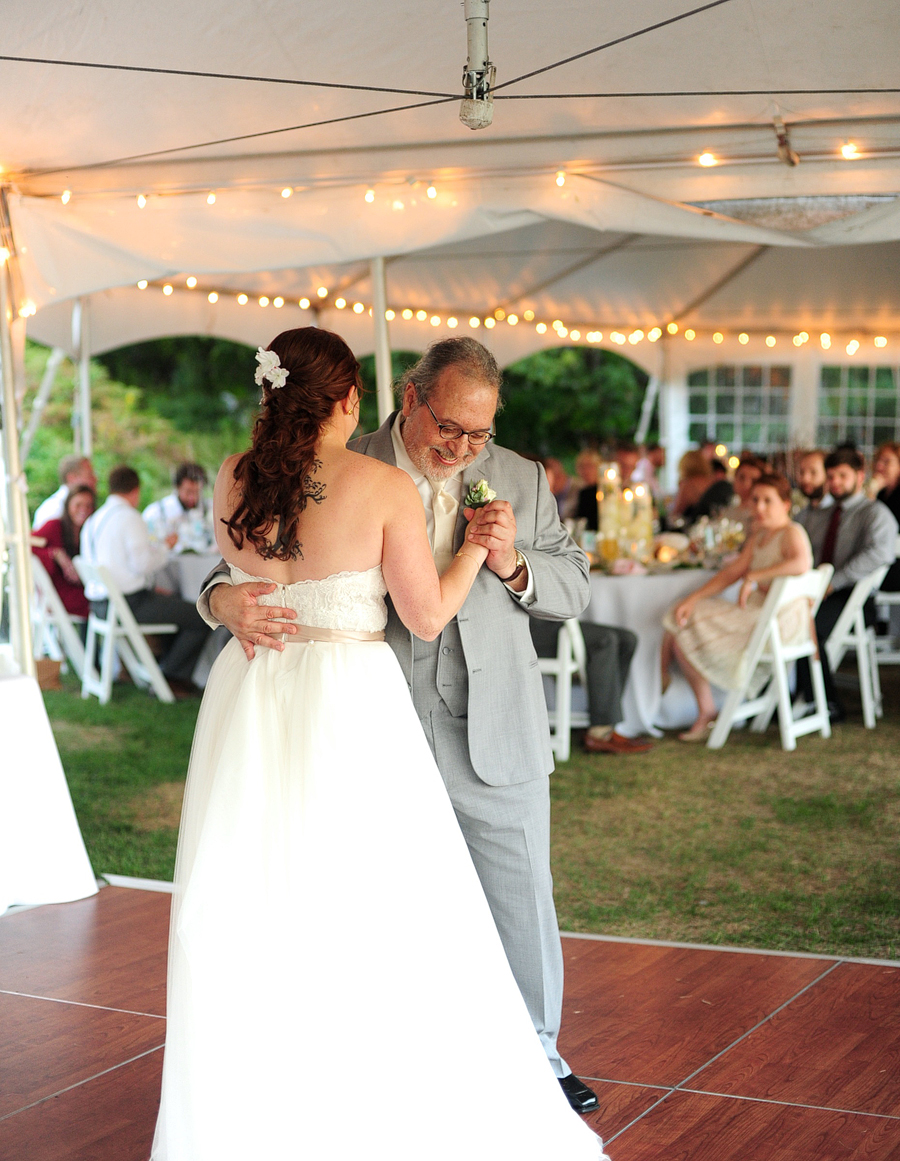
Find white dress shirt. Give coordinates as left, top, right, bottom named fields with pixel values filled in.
left=143, top=492, right=214, bottom=552
left=80, top=495, right=171, bottom=600
left=32, top=484, right=68, bottom=529
left=389, top=415, right=534, bottom=600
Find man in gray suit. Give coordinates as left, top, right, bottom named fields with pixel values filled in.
left=200, top=337, right=598, bottom=1112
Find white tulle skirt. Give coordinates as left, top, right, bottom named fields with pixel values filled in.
left=151, top=636, right=605, bottom=1160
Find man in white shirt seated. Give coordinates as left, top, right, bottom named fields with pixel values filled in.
left=80, top=466, right=211, bottom=696
left=143, top=462, right=213, bottom=552
left=32, top=454, right=97, bottom=529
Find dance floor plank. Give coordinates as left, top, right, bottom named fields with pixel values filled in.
left=559, top=937, right=833, bottom=1086
left=2, top=887, right=899, bottom=1161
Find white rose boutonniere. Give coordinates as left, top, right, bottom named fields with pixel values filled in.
left=463, top=479, right=497, bottom=509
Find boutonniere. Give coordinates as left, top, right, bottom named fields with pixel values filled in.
left=464, top=478, right=497, bottom=509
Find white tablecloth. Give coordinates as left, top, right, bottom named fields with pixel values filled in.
left=0, top=674, right=98, bottom=913
left=586, top=569, right=734, bottom=737
left=156, top=551, right=221, bottom=602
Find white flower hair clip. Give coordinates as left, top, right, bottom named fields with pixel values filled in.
left=254, top=347, right=289, bottom=392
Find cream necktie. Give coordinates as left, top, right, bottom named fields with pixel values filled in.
left=430, top=480, right=459, bottom=573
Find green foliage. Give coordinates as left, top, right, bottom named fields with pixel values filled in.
left=497, top=346, right=652, bottom=459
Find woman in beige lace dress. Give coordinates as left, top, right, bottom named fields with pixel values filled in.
left=661, top=473, right=813, bottom=741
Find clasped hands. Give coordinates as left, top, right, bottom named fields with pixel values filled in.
left=210, top=500, right=520, bottom=661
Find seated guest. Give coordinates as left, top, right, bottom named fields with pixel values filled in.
left=869, top=442, right=900, bottom=592
left=661, top=474, right=813, bottom=741
left=669, top=450, right=713, bottom=525
left=614, top=440, right=640, bottom=485
left=728, top=456, right=766, bottom=528
left=574, top=450, right=602, bottom=531
left=32, top=454, right=97, bottom=529
left=530, top=620, right=653, bottom=754
left=632, top=443, right=665, bottom=500
left=795, top=449, right=833, bottom=513
left=688, top=460, right=734, bottom=523
left=80, top=466, right=211, bottom=697
left=796, top=448, right=899, bottom=720
left=143, top=462, right=213, bottom=552
left=32, top=485, right=96, bottom=619
left=540, top=457, right=579, bottom=522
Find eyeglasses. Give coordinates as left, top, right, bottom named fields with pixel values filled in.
left=422, top=397, right=494, bottom=446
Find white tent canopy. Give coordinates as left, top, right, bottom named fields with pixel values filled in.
left=2, top=0, right=900, bottom=673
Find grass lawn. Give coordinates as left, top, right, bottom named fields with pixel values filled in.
left=44, top=666, right=900, bottom=960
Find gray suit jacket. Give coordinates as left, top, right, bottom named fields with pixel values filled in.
left=350, top=414, right=591, bottom=784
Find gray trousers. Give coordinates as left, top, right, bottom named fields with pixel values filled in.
left=531, top=619, right=637, bottom=729
left=417, top=703, right=569, bottom=1078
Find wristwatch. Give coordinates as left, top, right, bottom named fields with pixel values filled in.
left=499, top=549, right=526, bottom=584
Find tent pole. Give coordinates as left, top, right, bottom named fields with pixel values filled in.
left=634, top=375, right=659, bottom=446
left=75, top=297, right=93, bottom=456
left=0, top=247, right=36, bottom=677
left=370, top=256, right=393, bottom=423
left=20, top=346, right=65, bottom=464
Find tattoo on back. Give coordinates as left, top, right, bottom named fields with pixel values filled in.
left=259, top=458, right=326, bottom=561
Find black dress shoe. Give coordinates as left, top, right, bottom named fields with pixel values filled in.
left=558, top=1073, right=599, bottom=1113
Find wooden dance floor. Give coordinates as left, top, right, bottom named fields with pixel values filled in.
left=1, top=885, right=899, bottom=1160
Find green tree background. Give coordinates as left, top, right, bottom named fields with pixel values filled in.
left=21, top=337, right=652, bottom=516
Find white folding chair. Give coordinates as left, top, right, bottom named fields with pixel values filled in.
left=73, top=557, right=178, bottom=704
left=824, top=565, right=890, bottom=728
left=30, top=554, right=87, bottom=679
left=708, top=565, right=834, bottom=752
left=874, top=534, right=900, bottom=666
left=538, top=619, right=590, bottom=761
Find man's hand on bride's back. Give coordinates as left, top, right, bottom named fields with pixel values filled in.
left=208, top=582, right=297, bottom=661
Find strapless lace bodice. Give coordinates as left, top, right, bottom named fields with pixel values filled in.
left=229, top=564, right=388, bottom=633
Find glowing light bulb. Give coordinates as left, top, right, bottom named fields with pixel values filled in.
left=799, top=331, right=809, bottom=342
left=61, top=190, right=71, bottom=204
left=874, top=336, right=888, bottom=348
left=728, top=455, right=740, bottom=470
left=426, top=185, right=437, bottom=199
left=208, top=291, right=218, bottom=303
left=402, top=308, right=413, bottom=320
left=484, top=317, right=496, bottom=329
left=273, top=297, right=284, bottom=308
left=430, top=315, right=441, bottom=326
left=392, top=199, right=405, bottom=211
left=163, top=284, right=173, bottom=295
left=738, top=332, right=749, bottom=344
left=536, top=322, right=547, bottom=334
left=237, top=294, right=249, bottom=305
left=552, top=320, right=564, bottom=331
left=317, top=286, right=328, bottom=298
left=684, top=328, right=696, bottom=341
left=137, top=280, right=148, bottom=290
left=792, top=334, right=803, bottom=347
left=846, top=339, right=860, bottom=355
left=715, top=444, right=727, bottom=457
left=299, top=297, right=310, bottom=309
left=648, top=327, right=662, bottom=342
left=469, top=316, right=481, bottom=328
left=557, top=326, right=568, bottom=338
left=507, top=314, right=518, bottom=325
left=524, top=310, right=534, bottom=321
left=494, top=308, right=506, bottom=320
left=666, top=322, right=679, bottom=334
left=570, top=329, right=581, bottom=341
left=186, top=276, right=197, bottom=288
left=447, top=317, right=458, bottom=328
left=416, top=309, right=427, bottom=321
left=713, top=331, right=724, bottom=344
left=555, top=171, right=566, bottom=186
left=136, top=194, right=146, bottom=208
left=820, top=332, right=831, bottom=349
left=281, top=187, right=292, bottom=198
left=259, top=296, right=269, bottom=307
left=629, top=329, right=644, bottom=344
left=611, top=331, right=625, bottom=345
left=365, top=189, right=375, bottom=203
left=841, top=142, right=859, bottom=160
left=698, top=152, right=717, bottom=167
left=352, top=302, right=365, bottom=314
left=385, top=309, right=395, bottom=320
left=765, top=335, right=776, bottom=347
left=335, top=297, right=347, bottom=309
left=206, top=192, right=216, bottom=205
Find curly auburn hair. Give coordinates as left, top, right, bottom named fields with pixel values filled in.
left=224, top=327, right=362, bottom=561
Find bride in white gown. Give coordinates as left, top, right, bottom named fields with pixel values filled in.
left=151, top=328, right=607, bottom=1161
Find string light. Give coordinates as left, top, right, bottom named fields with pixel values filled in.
left=163, top=284, right=173, bottom=295
left=555, top=171, right=566, bottom=187
left=61, top=190, right=71, bottom=204
left=494, top=308, right=506, bottom=320
left=666, top=322, right=679, bottom=334
left=648, top=327, right=662, bottom=341
left=317, top=286, right=328, bottom=298
left=536, top=322, right=547, bottom=334
left=259, top=296, right=269, bottom=306
left=335, top=297, right=346, bottom=309
left=273, top=297, right=284, bottom=308
left=792, top=334, right=803, bottom=347
left=715, top=444, right=727, bottom=457
left=416, top=309, right=427, bottom=321
left=206, top=192, right=216, bottom=205
left=628, top=330, right=643, bottom=344
left=385, top=309, right=395, bottom=320
left=136, top=194, right=146, bottom=208
left=728, top=455, right=740, bottom=470
left=508, top=314, right=518, bottom=325
left=713, top=331, right=724, bottom=343
left=739, top=332, right=749, bottom=344
left=237, top=294, right=248, bottom=305
left=208, top=291, right=218, bottom=303
left=846, top=339, right=860, bottom=355
left=484, top=317, right=496, bottom=329
left=552, top=320, right=564, bottom=331
left=611, top=331, right=625, bottom=344
left=820, top=332, right=831, bottom=349
left=353, top=302, right=365, bottom=314
left=765, top=335, right=776, bottom=346
left=874, top=336, right=888, bottom=347
left=570, top=328, right=581, bottom=341
left=841, top=142, right=860, bottom=160
left=392, top=199, right=405, bottom=211
left=684, top=328, right=696, bottom=341
left=524, top=310, right=534, bottom=321
left=137, top=279, right=148, bottom=289
left=447, top=316, right=458, bottom=328
left=299, top=297, right=310, bottom=309
left=698, top=152, right=717, bottom=167
left=426, top=184, right=437, bottom=199
left=557, top=325, right=568, bottom=337
left=430, top=315, right=441, bottom=326
left=186, top=276, right=197, bottom=288
left=469, top=316, right=481, bottom=328
left=364, top=188, right=375, bottom=203
left=281, top=187, right=292, bottom=198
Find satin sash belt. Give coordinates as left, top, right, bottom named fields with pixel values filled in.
left=282, top=623, right=385, bottom=644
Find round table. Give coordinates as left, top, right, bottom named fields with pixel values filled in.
left=586, top=568, right=736, bottom=736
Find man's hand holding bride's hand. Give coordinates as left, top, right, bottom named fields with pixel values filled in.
left=464, top=501, right=519, bottom=579
left=208, top=582, right=297, bottom=661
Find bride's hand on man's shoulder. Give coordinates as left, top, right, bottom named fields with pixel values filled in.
left=209, top=581, right=298, bottom=661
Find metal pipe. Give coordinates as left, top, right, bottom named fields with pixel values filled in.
left=76, top=297, right=93, bottom=456
left=460, top=0, right=494, bottom=130
left=370, top=256, right=394, bottom=424
left=20, top=346, right=65, bottom=464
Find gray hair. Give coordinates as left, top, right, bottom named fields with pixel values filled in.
left=58, top=453, right=89, bottom=484
left=395, top=337, right=503, bottom=407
